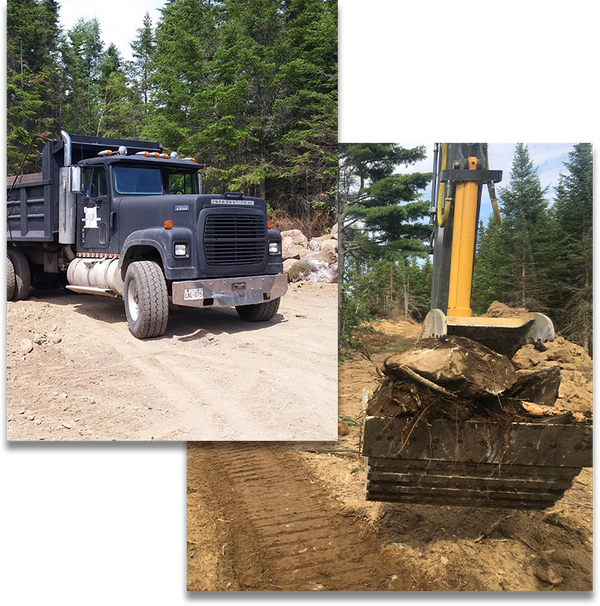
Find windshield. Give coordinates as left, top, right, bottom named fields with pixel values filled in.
left=114, top=166, right=163, bottom=194
left=113, top=166, right=199, bottom=195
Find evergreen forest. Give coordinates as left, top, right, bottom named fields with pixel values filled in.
left=7, top=0, right=338, bottom=227
left=340, top=143, right=593, bottom=358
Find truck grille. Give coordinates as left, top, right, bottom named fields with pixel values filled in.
left=204, top=215, right=266, bottom=266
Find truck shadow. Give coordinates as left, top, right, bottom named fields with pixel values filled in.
left=164, top=306, right=286, bottom=340
left=27, top=288, right=287, bottom=340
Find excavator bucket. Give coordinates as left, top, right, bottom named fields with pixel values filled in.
left=363, top=417, right=592, bottom=509
left=420, top=308, right=555, bottom=359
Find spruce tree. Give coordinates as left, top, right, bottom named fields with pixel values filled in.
left=472, top=216, right=508, bottom=312
left=130, top=11, right=155, bottom=110
left=61, top=18, right=105, bottom=134
left=7, top=0, right=61, bottom=173
left=494, top=143, right=553, bottom=310
left=552, top=143, right=593, bottom=354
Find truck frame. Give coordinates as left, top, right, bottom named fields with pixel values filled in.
left=7, top=131, right=287, bottom=338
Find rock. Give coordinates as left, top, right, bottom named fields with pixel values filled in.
left=533, top=558, right=563, bottom=586
left=279, top=227, right=338, bottom=282
left=338, top=418, right=350, bottom=436
left=330, top=222, right=338, bottom=239
left=287, top=251, right=337, bottom=283
left=319, top=239, right=338, bottom=254
left=384, top=336, right=518, bottom=398
left=505, top=366, right=561, bottom=406
left=282, top=258, right=298, bottom=276
left=19, top=339, right=34, bottom=354
left=281, top=229, right=309, bottom=261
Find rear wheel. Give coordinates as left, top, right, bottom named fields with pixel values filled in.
left=7, top=256, right=15, bottom=300
left=123, top=261, right=169, bottom=339
left=7, top=250, right=31, bottom=300
left=235, top=298, right=280, bottom=322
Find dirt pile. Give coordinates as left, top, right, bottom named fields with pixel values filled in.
left=482, top=301, right=528, bottom=318
left=479, top=301, right=593, bottom=414
left=280, top=225, right=338, bottom=283
left=512, top=337, right=593, bottom=413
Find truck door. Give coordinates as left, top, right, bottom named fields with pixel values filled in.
left=78, top=165, right=113, bottom=252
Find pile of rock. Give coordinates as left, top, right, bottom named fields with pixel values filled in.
left=280, top=224, right=338, bottom=283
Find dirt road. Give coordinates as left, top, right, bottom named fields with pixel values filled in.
left=6, top=282, right=338, bottom=441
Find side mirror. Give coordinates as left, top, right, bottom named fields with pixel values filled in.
left=69, top=166, right=83, bottom=193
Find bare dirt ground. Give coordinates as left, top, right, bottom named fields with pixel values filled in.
left=187, top=318, right=593, bottom=592
left=6, top=281, right=338, bottom=441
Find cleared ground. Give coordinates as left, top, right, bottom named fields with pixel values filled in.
left=6, top=282, right=338, bottom=441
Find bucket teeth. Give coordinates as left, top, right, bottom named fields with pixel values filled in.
left=420, top=309, right=555, bottom=359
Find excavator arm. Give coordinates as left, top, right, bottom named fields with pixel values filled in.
left=424, top=143, right=554, bottom=357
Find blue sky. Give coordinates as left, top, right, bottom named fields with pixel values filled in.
left=395, top=143, right=579, bottom=226
left=58, top=0, right=165, bottom=61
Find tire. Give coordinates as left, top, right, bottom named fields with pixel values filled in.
left=123, top=261, right=169, bottom=339
left=7, top=255, right=15, bottom=301
left=235, top=298, right=281, bottom=322
left=7, top=250, right=31, bottom=300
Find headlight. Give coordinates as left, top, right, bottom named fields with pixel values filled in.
left=174, top=243, right=188, bottom=256
left=268, top=241, right=279, bottom=254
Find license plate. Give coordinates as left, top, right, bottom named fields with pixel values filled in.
left=184, top=288, right=203, bottom=301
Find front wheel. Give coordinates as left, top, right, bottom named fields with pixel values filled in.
left=235, top=298, right=281, bottom=322
left=123, top=261, right=169, bottom=339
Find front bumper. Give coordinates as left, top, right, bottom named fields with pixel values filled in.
left=171, top=273, right=288, bottom=308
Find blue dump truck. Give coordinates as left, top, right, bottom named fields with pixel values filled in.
left=7, top=131, right=286, bottom=338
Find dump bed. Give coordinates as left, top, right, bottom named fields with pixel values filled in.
left=7, top=133, right=163, bottom=243
left=7, top=142, right=57, bottom=242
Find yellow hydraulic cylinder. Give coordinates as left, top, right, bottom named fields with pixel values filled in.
left=447, top=157, right=479, bottom=317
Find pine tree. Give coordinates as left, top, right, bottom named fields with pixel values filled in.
left=339, top=143, right=431, bottom=265
left=338, top=144, right=432, bottom=349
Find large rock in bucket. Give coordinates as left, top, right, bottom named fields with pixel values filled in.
left=383, top=335, right=518, bottom=398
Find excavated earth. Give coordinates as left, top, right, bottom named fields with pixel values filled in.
left=187, top=442, right=425, bottom=591
left=188, top=315, right=593, bottom=592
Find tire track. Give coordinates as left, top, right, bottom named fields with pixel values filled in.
left=187, top=442, right=422, bottom=591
